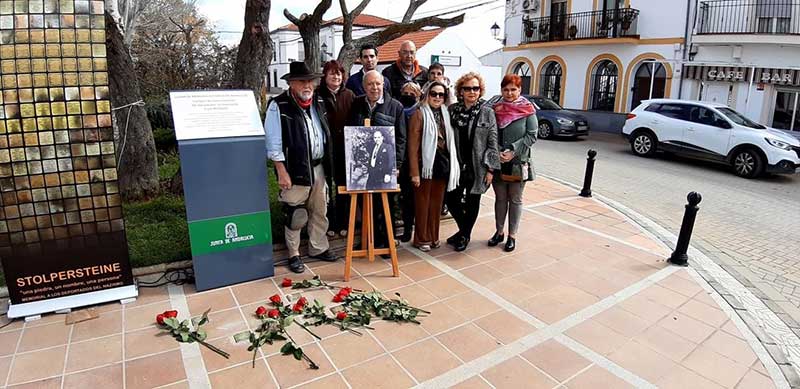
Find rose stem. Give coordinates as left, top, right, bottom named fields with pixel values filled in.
left=192, top=335, right=231, bottom=359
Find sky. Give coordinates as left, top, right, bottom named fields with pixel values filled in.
left=195, top=0, right=505, bottom=57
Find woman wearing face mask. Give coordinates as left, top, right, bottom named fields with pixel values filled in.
left=445, top=72, right=500, bottom=252
left=407, top=82, right=460, bottom=252
left=397, top=82, right=422, bottom=242
left=316, top=60, right=355, bottom=237
left=489, top=74, right=537, bottom=252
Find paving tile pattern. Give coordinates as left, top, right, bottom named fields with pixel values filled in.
left=0, top=178, right=782, bottom=388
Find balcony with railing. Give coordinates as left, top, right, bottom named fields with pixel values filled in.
left=697, top=0, right=800, bottom=35
left=521, top=8, right=640, bottom=44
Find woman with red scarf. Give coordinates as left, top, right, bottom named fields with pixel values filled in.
left=488, top=74, right=537, bottom=252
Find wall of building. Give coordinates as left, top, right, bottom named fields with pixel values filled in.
left=503, top=42, right=682, bottom=112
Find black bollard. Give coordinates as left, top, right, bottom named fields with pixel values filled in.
left=668, top=192, right=703, bottom=266
left=579, top=149, right=597, bottom=197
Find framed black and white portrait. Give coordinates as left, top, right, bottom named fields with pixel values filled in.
left=343, top=126, right=398, bottom=191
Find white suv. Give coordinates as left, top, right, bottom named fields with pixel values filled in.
left=622, top=99, right=800, bottom=178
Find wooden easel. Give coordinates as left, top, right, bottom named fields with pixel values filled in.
left=341, top=119, right=400, bottom=281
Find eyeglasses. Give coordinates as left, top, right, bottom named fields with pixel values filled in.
left=400, top=50, right=416, bottom=56
left=429, top=92, right=447, bottom=98
left=401, top=93, right=417, bottom=98
left=461, top=86, right=481, bottom=92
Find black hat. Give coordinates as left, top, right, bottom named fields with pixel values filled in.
left=281, top=61, right=323, bottom=81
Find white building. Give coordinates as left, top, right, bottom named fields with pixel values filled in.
left=503, top=0, right=689, bottom=117
left=373, top=28, right=503, bottom=97
left=682, top=0, right=800, bottom=135
left=268, top=15, right=394, bottom=90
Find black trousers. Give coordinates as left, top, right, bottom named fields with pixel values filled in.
left=399, top=170, right=415, bottom=235
left=374, top=192, right=398, bottom=247
left=445, top=179, right=482, bottom=240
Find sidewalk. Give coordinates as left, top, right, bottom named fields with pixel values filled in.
left=0, top=177, right=787, bottom=388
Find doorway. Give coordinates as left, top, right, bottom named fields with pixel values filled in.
left=631, top=61, right=666, bottom=110
left=550, top=0, right=568, bottom=40
left=772, top=89, right=800, bottom=132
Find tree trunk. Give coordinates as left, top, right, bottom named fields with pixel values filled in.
left=284, top=0, right=332, bottom=73
left=232, top=0, right=273, bottom=107
left=106, top=12, right=160, bottom=201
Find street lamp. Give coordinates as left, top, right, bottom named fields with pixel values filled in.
left=490, top=22, right=501, bottom=40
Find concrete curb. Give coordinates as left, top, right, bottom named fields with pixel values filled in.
left=542, top=173, right=800, bottom=388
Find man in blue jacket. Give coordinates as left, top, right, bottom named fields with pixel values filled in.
left=345, top=44, right=392, bottom=97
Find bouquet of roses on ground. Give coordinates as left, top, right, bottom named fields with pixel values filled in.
left=156, top=309, right=230, bottom=359
left=234, top=294, right=322, bottom=369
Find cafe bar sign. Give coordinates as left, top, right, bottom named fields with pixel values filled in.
left=686, top=65, right=800, bottom=87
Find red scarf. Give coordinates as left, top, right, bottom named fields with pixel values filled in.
left=493, top=97, right=536, bottom=129
left=293, top=93, right=313, bottom=109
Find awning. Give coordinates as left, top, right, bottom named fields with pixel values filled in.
left=684, top=65, right=800, bottom=86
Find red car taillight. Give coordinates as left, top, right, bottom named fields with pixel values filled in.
left=626, top=113, right=636, bottom=120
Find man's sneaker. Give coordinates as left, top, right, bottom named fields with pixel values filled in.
left=288, top=256, right=305, bottom=273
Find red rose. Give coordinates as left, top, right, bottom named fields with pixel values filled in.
left=269, top=294, right=282, bottom=304
left=336, top=311, right=347, bottom=320
left=338, top=287, right=352, bottom=297
left=156, top=313, right=166, bottom=325
left=281, top=278, right=293, bottom=287
left=292, top=303, right=303, bottom=313
left=163, top=310, right=178, bottom=318
left=297, top=297, right=308, bottom=306
left=268, top=309, right=280, bottom=319
left=332, top=294, right=344, bottom=303
left=255, top=306, right=267, bottom=316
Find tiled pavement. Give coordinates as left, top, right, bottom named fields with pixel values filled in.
left=0, top=178, right=788, bottom=388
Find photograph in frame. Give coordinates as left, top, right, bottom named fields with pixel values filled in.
left=343, top=126, right=398, bottom=192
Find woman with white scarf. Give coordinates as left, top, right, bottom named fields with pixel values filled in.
left=407, top=81, right=460, bottom=252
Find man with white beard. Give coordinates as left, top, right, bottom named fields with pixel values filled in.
left=265, top=62, right=338, bottom=273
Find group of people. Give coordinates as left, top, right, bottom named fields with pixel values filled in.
left=265, top=40, right=538, bottom=273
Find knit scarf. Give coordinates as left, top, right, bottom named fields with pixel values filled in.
left=450, top=99, right=485, bottom=134
left=493, top=96, right=535, bottom=129
left=420, top=105, right=460, bottom=191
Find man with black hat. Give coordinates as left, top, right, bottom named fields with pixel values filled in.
left=265, top=62, right=338, bottom=273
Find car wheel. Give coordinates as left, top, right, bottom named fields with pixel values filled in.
left=630, top=131, right=656, bottom=157
left=732, top=149, right=764, bottom=178
left=538, top=121, right=553, bottom=139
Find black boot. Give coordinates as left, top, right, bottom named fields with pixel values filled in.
left=504, top=237, right=516, bottom=252
left=488, top=232, right=505, bottom=247
left=454, top=236, right=470, bottom=252
left=447, top=232, right=462, bottom=246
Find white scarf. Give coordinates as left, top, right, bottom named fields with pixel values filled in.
left=420, top=104, right=460, bottom=191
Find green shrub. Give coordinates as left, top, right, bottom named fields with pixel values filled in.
left=153, top=127, right=177, bottom=153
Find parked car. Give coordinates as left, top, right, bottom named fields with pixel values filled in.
left=524, top=95, right=590, bottom=139
left=623, top=99, right=800, bottom=178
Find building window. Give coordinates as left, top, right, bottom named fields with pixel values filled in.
left=756, top=0, right=792, bottom=34
left=631, top=60, right=666, bottom=110
left=298, top=45, right=305, bottom=61
left=512, top=62, right=532, bottom=94
left=540, top=61, right=563, bottom=104
left=590, top=60, right=618, bottom=111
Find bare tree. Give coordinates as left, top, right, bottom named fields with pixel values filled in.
left=231, top=0, right=274, bottom=108
left=283, top=0, right=333, bottom=72
left=105, top=2, right=159, bottom=200
left=336, top=0, right=465, bottom=74
left=338, top=0, right=370, bottom=70
left=117, top=0, right=147, bottom=45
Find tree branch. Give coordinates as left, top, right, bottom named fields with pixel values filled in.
left=311, top=0, right=332, bottom=20
left=359, top=14, right=464, bottom=46
left=283, top=9, right=301, bottom=25
left=350, top=0, right=371, bottom=18
left=402, top=0, right=428, bottom=23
